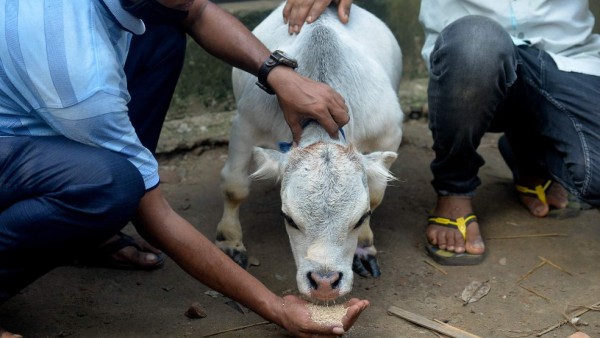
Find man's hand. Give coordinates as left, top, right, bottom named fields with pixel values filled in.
left=268, top=66, right=349, bottom=144
left=276, top=295, right=369, bottom=337
left=283, top=0, right=352, bottom=34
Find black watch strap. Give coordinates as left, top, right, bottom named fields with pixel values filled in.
left=256, top=51, right=298, bottom=95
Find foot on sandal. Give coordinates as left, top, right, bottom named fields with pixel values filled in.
left=498, top=135, right=589, bottom=218
left=515, top=179, right=583, bottom=219
left=425, top=196, right=485, bottom=266
left=79, top=232, right=165, bottom=270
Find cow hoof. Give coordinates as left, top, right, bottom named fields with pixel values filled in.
left=352, top=254, right=381, bottom=278
left=221, top=247, right=249, bottom=270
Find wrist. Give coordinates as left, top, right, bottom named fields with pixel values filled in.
left=257, top=293, right=287, bottom=327
left=256, top=50, right=298, bottom=95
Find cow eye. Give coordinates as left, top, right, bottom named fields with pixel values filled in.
left=281, top=211, right=299, bottom=230
left=353, top=211, right=371, bottom=230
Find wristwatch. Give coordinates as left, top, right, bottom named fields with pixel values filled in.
left=256, top=50, right=299, bottom=95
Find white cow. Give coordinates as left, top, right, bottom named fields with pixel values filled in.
left=217, top=3, right=403, bottom=301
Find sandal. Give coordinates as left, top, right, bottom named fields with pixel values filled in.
left=79, top=232, right=165, bottom=270
left=499, top=135, right=591, bottom=216
left=426, top=213, right=484, bottom=266
left=516, top=180, right=583, bottom=219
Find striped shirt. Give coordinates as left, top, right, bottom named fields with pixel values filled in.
left=420, top=0, right=600, bottom=76
left=0, top=0, right=159, bottom=190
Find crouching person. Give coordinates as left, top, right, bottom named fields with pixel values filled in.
left=0, top=0, right=367, bottom=337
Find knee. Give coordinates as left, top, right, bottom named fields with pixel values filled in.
left=74, top=151, right=145, bottom=225
left=432, top=15, right=514, bottom=74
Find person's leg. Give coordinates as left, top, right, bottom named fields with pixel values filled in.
left=0, top=136, right=145, bottom=302
left=501, top=46, right=600, bottom=212
left=91, top=23, right=187, bottom=268
left=426, top=15, right=519, bottom=263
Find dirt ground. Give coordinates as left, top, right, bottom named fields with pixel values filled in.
left=1, top=118, right=599, bottom=338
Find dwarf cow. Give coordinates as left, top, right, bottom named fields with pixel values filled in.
left=216, top=3, right=403, bottom=301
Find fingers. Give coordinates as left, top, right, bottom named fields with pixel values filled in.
left=307, top=1, right=331, bottom=24
left=283, top=0, right=335, bottom=34
left=311, top=88, right=348, bottom=139
left=340, top=298, right=369, bottom=330
left=337, top=0, right=352, bottom=23
left=290, top=119, right=305, bottom=145
left=283, top=0, right=315, bottom=34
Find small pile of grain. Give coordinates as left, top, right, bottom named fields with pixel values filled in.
left=307, top=303, right=346, bottom=326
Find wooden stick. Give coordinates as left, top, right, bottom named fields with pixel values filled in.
left=388, top=305, right=481, bottom=338
left=516, top=260, right=546, bottom=283
left=424, top=259, right=448, bottom=275
left=538, top=256, right=573, bottom=276
left=519, top=284, right=551, bottom=302
left=536, top=301, right=600, bottom=336
left=203, top=321, right=271, bottom=337
left=487, top=233, right=568, bottom=240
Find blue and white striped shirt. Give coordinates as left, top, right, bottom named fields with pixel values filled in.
left=0, top=0, right=159, bottom=190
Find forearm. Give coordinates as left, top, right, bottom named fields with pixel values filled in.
left=133, top=187, right=284, bottom=325
left=183, top=1, right=269, bottom=76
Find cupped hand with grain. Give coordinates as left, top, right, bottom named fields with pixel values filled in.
left=276, top=295, right=369, bottom=337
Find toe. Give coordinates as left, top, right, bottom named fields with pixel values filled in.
left=445, top=231, right=456, bottom=252
left=436, top=231, right=447, bottom=250
left=521, top=195, right=549, bottom=217
left=546, top=183, right=569, bottom=209
left=465, top=224, right=485, bottom=255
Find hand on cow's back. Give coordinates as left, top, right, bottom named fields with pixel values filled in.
left=275, top=294, right=369, bottom=337
left=283, top=0, right=352, bottom=34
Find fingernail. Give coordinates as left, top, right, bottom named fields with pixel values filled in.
left=307, top=16, right=312, bottom=23
left=146, top=253, right=157, bottom=262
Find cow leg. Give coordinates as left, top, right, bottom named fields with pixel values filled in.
left=216, top=118, right=255, bottom=269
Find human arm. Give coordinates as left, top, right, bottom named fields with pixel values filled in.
left=179, top=0, right=349, bottom=144
left=283, top=0, right=352, bottom=34
left=133, top=186, right=369, bottom=336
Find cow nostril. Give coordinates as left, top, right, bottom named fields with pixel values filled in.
left=331, top=272, right=342, bottom=289
left=307, top=272, right=318, bottom=289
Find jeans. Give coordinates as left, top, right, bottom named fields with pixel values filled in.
left=0, top=24, right=187, bottom=302
left=428, top=15, right=600, bottom=206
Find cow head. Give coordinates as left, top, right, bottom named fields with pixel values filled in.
left=251, top=139, right=396, bottom=301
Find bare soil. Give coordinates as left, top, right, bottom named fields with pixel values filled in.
left=1, top=120, right=599, bottom=338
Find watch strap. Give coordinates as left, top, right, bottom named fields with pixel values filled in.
left=256, top=55, right=279, bottom=94
left=256, top=51, right=297, bottom=95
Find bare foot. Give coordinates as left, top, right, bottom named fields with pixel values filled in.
left=426, top=196, right=485, bottom=255
left=0, top=326, right=23, bottom=338
left=517, top=178, right=569, bottom=217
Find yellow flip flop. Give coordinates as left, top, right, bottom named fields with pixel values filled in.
left=515, top=180, right=552, bottom=204
left=425, top=213, right=484, bottom=266
left=515, top=180, right=582, bottom=218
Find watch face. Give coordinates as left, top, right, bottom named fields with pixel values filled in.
left=273, top=50, right=298, bottom=68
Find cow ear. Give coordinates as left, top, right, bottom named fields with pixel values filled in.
left=251, top=147, right=284, bottom=181
left=363, top=151, right=397, bottom=184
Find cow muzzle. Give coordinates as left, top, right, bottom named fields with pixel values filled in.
left=307, top=271, right=343, bottom=301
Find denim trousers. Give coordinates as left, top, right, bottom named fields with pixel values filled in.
left=428, top=15, right=600, bottom=206
left=0, top=24, right=186, bottom=302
